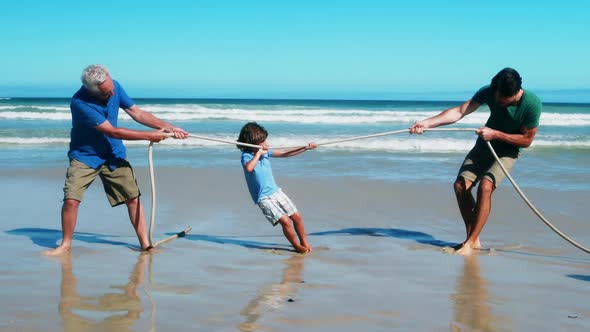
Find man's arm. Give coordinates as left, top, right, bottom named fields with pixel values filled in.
left=409, top=99, right=481, bottom=134
left=124, top=105, right=188, bottom=139
left=95, top=120, right=169, bottom=142
left=477, top=125, right=538, bottom=148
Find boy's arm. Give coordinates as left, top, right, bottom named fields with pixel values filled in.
left=272, top=143, right=317, bottom=158
left=243, top=149, right=267, bottom=172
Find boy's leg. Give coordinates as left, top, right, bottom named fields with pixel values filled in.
left=290, top=212, right=312, bottom=251
left=277, top=216, right=307, bottom=253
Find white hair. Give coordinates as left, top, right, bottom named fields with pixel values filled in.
left=81, top=64, right=110, bottom=92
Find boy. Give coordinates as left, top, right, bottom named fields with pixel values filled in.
left=237, top=122, right=316, bottom=253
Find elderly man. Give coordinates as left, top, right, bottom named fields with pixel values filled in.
left=410, top=67, right=542, bottom=255
left=44, top=64, right=188, bottom=255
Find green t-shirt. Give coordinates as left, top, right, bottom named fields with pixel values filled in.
left=472, top=85, right=542, bottom=157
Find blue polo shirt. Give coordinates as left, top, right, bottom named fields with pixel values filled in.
left=68, top=80, right=135, bottom=170
left=241, top=149, right=280, bottom=204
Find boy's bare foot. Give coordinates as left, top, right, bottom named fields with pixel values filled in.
left=294, top=245, right=308, bottom=254
left=42, top=244, right=71, bottom=256
left=305, top=245, right=313, bottom=252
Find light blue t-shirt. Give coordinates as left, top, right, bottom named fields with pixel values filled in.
left=68, top=80, right=135, bottom=170
left=241, top=149, right=279, bottom=204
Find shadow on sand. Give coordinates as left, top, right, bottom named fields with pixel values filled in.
left=6, top=228, right=133, bottom=249
left=567, top=274, right=590, bottom=282
left=179, top=233, right=293, bottom=252
left=310, top=227, right=455, bottom=248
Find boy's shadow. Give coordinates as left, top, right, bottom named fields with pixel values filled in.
left=6, top=228, right=133, bottom=249
left=310, top=227, right=455, bottom=248
left=567, top=274, right=590, bottom=282
left=179, top=233, right=293, bottom=252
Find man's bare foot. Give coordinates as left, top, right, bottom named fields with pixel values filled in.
left=306, top=245, right=313, bottom=252
left=141, top=245, right=157, bottom=253
left=454, top=242, right=474, bottom=256
left=473, top=239, right=482, bottom=249
left=42, top=244, right=71, bottom=256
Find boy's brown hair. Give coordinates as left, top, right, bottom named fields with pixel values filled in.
left=237, top=122, right=267, bottom=153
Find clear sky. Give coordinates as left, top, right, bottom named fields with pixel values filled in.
left=1, top=0, right=589, bottom=101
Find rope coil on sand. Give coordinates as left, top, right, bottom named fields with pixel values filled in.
left=147, top=127, right=589, bottom=254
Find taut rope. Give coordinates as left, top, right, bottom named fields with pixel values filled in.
left=147, top=128, right=589, bottom=253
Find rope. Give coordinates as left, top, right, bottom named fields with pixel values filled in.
left=147, top=142, right=191, bottom=248
left=149, top=127, right=589, bottom=254
left=188, top=133, right=262, bottom=149
left=484, top=140, right=590, bottom=254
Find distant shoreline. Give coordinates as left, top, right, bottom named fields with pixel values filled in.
left=1, top=96, right=590, bottom=107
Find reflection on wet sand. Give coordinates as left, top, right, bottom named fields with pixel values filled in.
left=239, top=255, right=306, bottom=331
left=451, top=255, right=508, bottom=332
left=58, top=253, right=149, bottom=332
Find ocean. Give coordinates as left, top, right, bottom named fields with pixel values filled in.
left=2, top=96, right=590, bottom=332
left=1, top=97, right=589, bottom=190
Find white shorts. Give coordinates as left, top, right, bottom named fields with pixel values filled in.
left=257, top=189, right=298, bottom=226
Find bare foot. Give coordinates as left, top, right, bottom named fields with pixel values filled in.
left=473, top=239, right=482, bottom=249
left=42, top=244, right=71, bottom=256
left=454, top=242, right=474, bottom=256
left=294, top=245, right=308, bottom=254
left=141, top=245, right=158, bottom=253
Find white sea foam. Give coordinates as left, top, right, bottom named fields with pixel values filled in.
left=0, top=137, right=69, bottom=144
left=122, top=135, right=590, bottom=151
left=1, top=104, right=589, bottom=126
left=0, top=105, right=70, bottom=111
left=2, top=135, right=588, bottom=151
left=0, top=111, right=72, bottom=120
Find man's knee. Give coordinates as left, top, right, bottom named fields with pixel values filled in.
left=478, top=179, right=495, bottom=195
left=63, top=199, right=80, bottom=211
left=454, top=178, right=469, bottom=195
left=125, top=196, right=140, bottom=206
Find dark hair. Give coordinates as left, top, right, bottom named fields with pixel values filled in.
left=237, top=122, right=267, bottom=152
left=490, top=67, right=522, bottom=97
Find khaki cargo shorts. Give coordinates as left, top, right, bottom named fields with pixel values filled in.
left=63, top=159, right=141, bottom=207
left=457, top=144, right=518, bottom=187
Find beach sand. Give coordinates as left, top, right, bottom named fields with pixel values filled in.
left=1, top=166, right=589, bottom=331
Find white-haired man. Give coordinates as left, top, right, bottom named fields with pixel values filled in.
left=44, top=64, right=188, bottom=255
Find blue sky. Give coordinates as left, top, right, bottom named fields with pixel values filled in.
left=1, top=0, right=589, bottom=101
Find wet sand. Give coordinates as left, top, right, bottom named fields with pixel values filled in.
left=1, top=166, right=589, bottom=331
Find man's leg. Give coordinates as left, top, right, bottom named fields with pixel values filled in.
left=43, top=199, right=80, bottom=256
left=290, top=212, right=312, bottom=251
left=454, top=177, right=476, bottom=240
left=455, top=179, right=495, bottom=255
left=126, top=197, right=151, bottom=250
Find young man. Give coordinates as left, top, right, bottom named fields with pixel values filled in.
left=410, top=67, right=542, bottom=255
